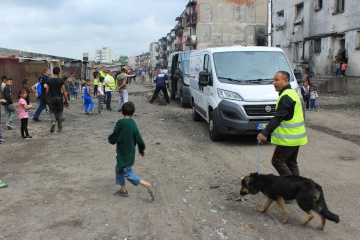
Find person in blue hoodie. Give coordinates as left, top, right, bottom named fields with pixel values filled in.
left=149, top=70, right=170, bottom=104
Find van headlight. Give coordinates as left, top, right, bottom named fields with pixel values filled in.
left=217, top=89, right=244, bottom=101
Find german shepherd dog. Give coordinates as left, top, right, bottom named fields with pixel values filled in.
left=240, top=173, right=340, bottom=230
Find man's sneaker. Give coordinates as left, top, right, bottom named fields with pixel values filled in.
left=24, top=136, right=33, bottom=139
left=0, top=180, right=8, bottom=188
left=113, top=190, right=129, bottom=197
left=58, top=129, right=63, bottom=133
left=50, top=123, right=56, bottom=133
left=0, top=134, right=4, bottom=143
left=32, top=118, right=41, bottom=122
left=6, top=125, right=13, bottom=130
left=148, top=184, right=156, bottom=201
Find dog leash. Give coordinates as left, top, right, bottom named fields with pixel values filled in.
left=257, top=142, right=261, bottom=174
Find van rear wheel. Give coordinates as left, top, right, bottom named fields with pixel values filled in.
left=209, top=111, right=222, bottom=141
left=192, top=104, right=202, bottom=122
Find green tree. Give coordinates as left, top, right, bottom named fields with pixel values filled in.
left=118, top=55, right=128, bottom=65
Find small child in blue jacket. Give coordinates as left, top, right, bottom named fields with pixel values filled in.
left=108, top=101, right=155, bottom=201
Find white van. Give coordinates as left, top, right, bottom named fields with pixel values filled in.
left=189, top=46, right=301, bottom=141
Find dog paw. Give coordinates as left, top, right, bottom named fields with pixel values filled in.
left=316, top=226, right=324, bottom=230
left=300, top=220, right=308, bottom=225
left=282, top=219, right=288, bottom=224
left=258, top=208, right=266, bottom=213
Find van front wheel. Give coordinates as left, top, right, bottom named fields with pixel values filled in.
left=192, top=104, right=202, bottom=122
left=209, top=111, right=222, bottom=141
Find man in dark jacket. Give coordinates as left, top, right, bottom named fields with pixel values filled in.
left=1, top=78, right=16, bottom=130
left=257, top=71, right=307, bottom=177
left=149, top=70, right=170, bottom=104
left=32, top=68, right=50, bottom=122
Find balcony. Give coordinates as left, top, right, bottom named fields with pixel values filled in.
left=186, top=12, right=197, bottom=26
left=175, top=28, right=183, bottom=36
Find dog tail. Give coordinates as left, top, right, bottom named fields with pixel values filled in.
left=320, top=208, right=340, bottom=223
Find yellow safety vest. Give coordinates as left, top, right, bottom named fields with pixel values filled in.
left=94, top=78, right=99, bottom=85
left=271, top=89, right=307, bottom=146
left=99, top=71, right=106, bottom=78
left=104, top=74, right=115, bottom=91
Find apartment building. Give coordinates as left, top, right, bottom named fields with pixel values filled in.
left=272, top=0, right=360, bottom=76
left=95, top=47, right=113, bottom=64
left=149, top=0, right=269, bottom=68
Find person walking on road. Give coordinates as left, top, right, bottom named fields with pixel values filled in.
left=116, top=68, right=134, bottom=112
left=31, top=78, right=49, bottom=114
left=1, top=78, right=16, bottom=130
left=97, top=77, right=105, bottom=114
left=83, top=79, right=94, bottom=114
left=257, top=71, right=307, bottom=177
left=104, top=69, right=116, bottom=110
left=108, top=101, right=155, bottom=201
left=33, top=68, right=50, bottom=122
left=149, top=70, right=170, bottom=104
left=46, top=67, right=69, bottom=133
left=301, top=80, right=310, bottom=111
left=99, top=66, right=107, bottom=104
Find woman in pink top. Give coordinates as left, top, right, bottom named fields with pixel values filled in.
left=18, top=89, right=33, bottom=138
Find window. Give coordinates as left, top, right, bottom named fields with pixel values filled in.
left=316, top=0, right=323, bottom=10
left=335, top=0, right=345, bottom=13
left=277, top=10, right=284, bottom=18
left=357, top=31, right=360, bottom=49
left=294, top=42, right=303, bottom=61
left=314, top=39, right=321, bottom=53
left=295, top=3, right=304, bottom=24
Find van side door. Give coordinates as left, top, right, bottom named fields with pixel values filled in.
left=200, top=54, right=213, bottom=120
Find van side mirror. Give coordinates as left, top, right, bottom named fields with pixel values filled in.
left=199, top=71, right=210, bottom=86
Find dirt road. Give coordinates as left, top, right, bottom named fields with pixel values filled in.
left=1, top=80, right=359, bottom=240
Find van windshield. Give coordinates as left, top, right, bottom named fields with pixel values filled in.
left=213, top=51, right=294, bottom=83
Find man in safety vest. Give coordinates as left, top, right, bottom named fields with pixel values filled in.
left=104, top=69, right=116, bottom=110
left=257, top=71, right=307, bottom=177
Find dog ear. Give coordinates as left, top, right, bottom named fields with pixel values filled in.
left=243, top=176, right=252, bottom=188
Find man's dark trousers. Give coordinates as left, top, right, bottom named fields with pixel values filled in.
left=33, top=97, right=47, bottom=120
left=150, top=86, right=170, bottom=103
left=106, top=91, right=112, bottom=109
left=271, top=145, right=300, bottom=176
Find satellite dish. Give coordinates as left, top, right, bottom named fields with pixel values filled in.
left=280, top=38, right=290, bottom=48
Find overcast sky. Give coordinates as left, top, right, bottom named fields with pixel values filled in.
left=1, top=0, right=189, bottom=60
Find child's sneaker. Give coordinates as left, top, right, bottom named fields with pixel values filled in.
left=113, top=190, right=129, bottom=197
left=0, top=180, right=8, bottom=188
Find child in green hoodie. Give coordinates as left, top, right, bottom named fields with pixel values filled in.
left=108, top=101, right=155, bottom=201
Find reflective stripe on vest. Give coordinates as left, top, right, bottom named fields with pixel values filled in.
left=271, top=89, right=307, bottom=146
